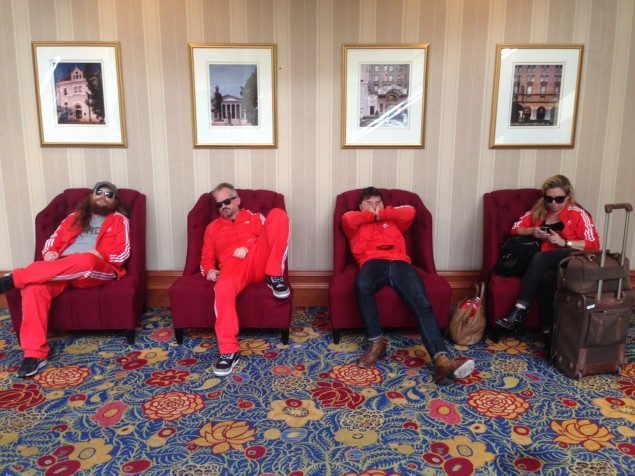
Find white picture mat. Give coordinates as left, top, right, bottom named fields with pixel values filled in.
left=191, top=46, right=275, bottom=147
left=343, top=47, right=426, bottom=147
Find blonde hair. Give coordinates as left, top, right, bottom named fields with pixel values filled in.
left=531, top=175, right=575, bottom=221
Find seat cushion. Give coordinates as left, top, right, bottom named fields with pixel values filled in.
left=329, top=264, right=451, bottom=329
left=169, top=274, right=292, bottom=330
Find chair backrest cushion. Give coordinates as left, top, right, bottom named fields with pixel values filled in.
left=482, top=188, right=541, bottom=276
left=183, top=189, right=286, bottom=275
left=333, top=188, right=437, bottom=274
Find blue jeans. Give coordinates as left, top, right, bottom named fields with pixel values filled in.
left=354, top=259, right=448, bottom=359
left=517, top=249, right=573, bottom=328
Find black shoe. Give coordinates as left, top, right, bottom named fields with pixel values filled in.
left=495, top=307, right=528, bottom=330
left=213, top=352, right=240, bottom=376
left=16, top=357, right=47, bottom=378
left=266, top=275, right=290, bottom=299
left=0, top=274, right=15, bottom=294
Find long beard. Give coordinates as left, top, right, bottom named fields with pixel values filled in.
left=90, top=200, right=116, bottom=216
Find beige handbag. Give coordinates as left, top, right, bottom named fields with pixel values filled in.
left=448, top=283, right=486, bottom=346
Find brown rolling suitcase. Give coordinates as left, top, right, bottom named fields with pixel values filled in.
left=552, top=203, right=634, bottom=379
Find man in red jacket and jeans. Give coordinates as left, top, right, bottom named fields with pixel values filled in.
left=342, top=187, right=474, bottom=385
left=0, top=182, right=130, bottom=378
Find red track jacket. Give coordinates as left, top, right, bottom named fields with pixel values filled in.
left=511, top=205, right=600, bottom=251
left=200, top=209, right=266, bottom=276
left=42, top=211, right=131, bottom=278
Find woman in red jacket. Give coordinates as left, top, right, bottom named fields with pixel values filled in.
left=495, top=175, right=600, bottom=333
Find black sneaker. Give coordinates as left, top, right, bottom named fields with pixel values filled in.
left=213, top=352, right=240, bottom=376
left=16, top=357, right=47, bottom=378
left=0, top=274, right=15, bottom=294
left=266, top=275, right=290, bottom=299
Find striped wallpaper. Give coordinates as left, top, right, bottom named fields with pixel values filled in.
left=1, top=0, right=634, bottom=272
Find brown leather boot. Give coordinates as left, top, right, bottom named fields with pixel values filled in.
left=433, top=355, right=475, bottom=386
left=356, top=338, right=387, bottom=368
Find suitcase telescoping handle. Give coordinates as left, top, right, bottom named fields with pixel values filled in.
left=598, top=203, right=632, bottom=298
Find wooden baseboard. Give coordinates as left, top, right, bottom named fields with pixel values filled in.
left=3, top=270, right=635, bottom=309
left=144, top=269, right=586, bottom=308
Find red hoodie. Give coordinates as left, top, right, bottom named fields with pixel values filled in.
left=342, top=205, right=415, bottom=267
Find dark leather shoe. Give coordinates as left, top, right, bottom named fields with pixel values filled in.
left=356, top=338, right=387, bottom=368
left=433, top=355, right=475, bottom=386
left=0, top=274, right=15, bottom=294
left=495, top=306, right=528, bottom=330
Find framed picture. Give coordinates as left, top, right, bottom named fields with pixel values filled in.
left=341, top=44, right=429, bottom=148
left=189, top=43, right=277, bottom=148
left=489, top=44, right=584, bottom=148
left=32, top=41, right=126, bottom=147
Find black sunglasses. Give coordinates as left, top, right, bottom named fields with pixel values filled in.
left=543, top=195, right=567, bottom=204
left=95, top=189, right=114, bottom=199
left=215, top=196, right=238, bottom=208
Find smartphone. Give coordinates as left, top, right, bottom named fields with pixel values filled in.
left=540, top=226, right=550, bottom=232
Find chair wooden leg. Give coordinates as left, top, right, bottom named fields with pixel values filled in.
left=125, top=329, right=135, bottom=345
left=280, top=328, right=289, bottom=345
left=333, top=329, right=341, bottom=344
left=175, top=328, right=184, bottom=345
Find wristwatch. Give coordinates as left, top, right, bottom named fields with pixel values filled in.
left=565, top=240, right=573, bottom=248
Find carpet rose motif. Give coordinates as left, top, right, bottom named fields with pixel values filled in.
left=0, top=307, right=633, bottom=475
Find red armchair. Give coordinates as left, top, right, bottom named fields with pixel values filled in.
left=482, top=188, right=542, bottom=328
left=6, top=188, right=147, bottom=344
left=328, top=188, right=452, bottom=343
left=168, top=189, right=293, bottom=344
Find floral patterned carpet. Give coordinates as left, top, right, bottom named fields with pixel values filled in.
left=0, top=306, right=634, bottom=476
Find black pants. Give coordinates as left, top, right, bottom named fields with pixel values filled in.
left=517, top=249, right=574, bottom=328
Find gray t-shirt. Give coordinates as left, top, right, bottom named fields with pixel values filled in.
left=62, top=215, right=106, bottom=256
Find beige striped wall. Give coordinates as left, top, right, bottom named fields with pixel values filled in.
left=1, top=0, right=634, bottom=273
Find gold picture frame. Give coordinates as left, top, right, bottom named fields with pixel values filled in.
left=341, top=44, right=429, bottom=148
left=189, top=43, right=277, bottom=148
left=489, top=44, right=584, bottom=148
left=32, top=41, right=127, bottom=147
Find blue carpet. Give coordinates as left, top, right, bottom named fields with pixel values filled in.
left=0, top=307, right=634, bottom=475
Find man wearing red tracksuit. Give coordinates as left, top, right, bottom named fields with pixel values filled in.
left=342, top=187, right=474, bottom=386
left=0, top=182, right=129, bottom=378
left=201, top=182, right=290, bottom=376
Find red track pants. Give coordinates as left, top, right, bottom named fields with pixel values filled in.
left=12, top=253, right=117, bottom=359
left=214, top=208, right=289, bottom=353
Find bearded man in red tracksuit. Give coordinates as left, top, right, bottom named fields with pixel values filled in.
left=0, top=182, right=130, bottom=378
left=201, top=182, right=290, bottom=376
left=342, top=187, right=475, bottom=386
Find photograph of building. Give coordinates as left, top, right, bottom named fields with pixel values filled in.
left=359, top=63, right=410, bottom=128
left=209, top=64, right=258, bottom=126
left=510, top=63, right=563, bottom=126
left=54, top=63, right=104, bottom=124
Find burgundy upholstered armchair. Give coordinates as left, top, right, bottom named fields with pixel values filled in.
left=168, top=189, right=293, bottom=345
left=6, top=188, right=147, bottom=344
left=482, top=188, right=542, bottom=328
left=328, top=188, right=452, bottom=343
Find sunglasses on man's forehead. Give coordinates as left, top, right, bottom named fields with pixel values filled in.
left=95, top=189, right=114, bottom=199
left=543, top=195, right=567, bottom=204
left=215, top=196, right=238, bottom=208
